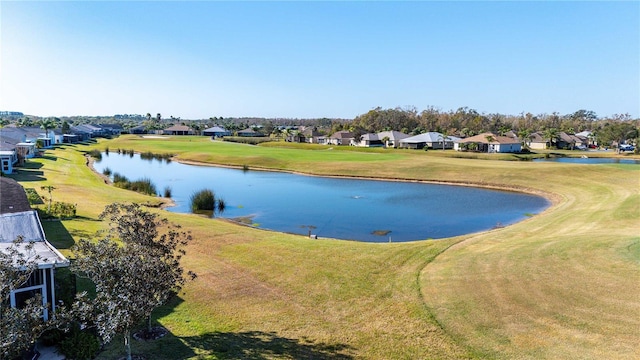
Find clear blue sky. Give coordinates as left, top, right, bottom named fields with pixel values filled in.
left=1, top=1, right=638, bottom=119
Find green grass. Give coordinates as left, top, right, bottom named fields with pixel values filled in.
left=8, top=137, right=639, bottom=359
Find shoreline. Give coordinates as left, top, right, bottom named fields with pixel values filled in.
left=174, top=157, right=562, bottom=207
left=85, top=151, right=561, bottom=242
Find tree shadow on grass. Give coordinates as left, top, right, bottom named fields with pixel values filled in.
left=180, top=331, right=355, bottom=360
left=7, top=162, right=46, bottom=182
left=146, top=297, right=355, bottom=359
left=41, top=220, right=76, bottom=249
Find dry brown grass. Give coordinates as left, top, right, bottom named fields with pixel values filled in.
left=13, top=139, right=639, bottom=359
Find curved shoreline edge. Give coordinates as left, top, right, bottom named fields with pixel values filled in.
left=86, top=151, right=560, bottom=242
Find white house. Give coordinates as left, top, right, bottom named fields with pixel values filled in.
left=0, top=144, right=18, bottom=174
left=454, top=132, right=522, bottom=153
left=0, top=178, right=70, bottom=320
left=399, top=132, right=460, bottom=150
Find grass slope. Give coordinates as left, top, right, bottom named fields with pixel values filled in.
left=10, top=136, right=639, bottom=359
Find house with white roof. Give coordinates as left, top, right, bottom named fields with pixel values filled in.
left=353, top=131, right=410, bottom=148
left=399, top=132, right=460, bottom=150
left=0, top=142, right=18, bottom=174
left=0, top=177, right=69, bottom=320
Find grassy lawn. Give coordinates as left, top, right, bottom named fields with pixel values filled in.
left=9, top=136, right=639, bottom=359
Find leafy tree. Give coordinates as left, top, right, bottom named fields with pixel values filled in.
left=73, top=203, right=195, bottom=360
left=597, top=122, right=639, bottom=153
left=0, top=237, right=46, bottom=359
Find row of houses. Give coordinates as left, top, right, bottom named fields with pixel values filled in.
left=0, top=124, right=124, bottom=174
left=286, top=129, right=595, bottom=154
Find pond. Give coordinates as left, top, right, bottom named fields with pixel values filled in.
left=93, top=153, right=550, bottom=242
left=533, top=157, right=640, bottom=164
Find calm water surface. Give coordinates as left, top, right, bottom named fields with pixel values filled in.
left=94, top=153, right=550, bottom=242
left=533, top=157, right=640, bottom=164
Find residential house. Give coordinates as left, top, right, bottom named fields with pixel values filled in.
left=557, top=132, right=587, bottom=150
left=99, top=123, right=124, bottom=135
left=399, top=132, right=459, bottom=150
left=71, top=124, right=102, bottom=140
left=237, top=128, right=262, bottom=137
left=0, top=142, right=18, bottom=174
left=528, top=132, right=548, bottom=150
left=163, top=125, right=194, bottom=136
left=355, top=133, right=383, bottom=147
left=0, top=127, right=52, bottom=148
left=129, top=125, right=147, bottom=135
left=328, top=131, right=354, bottom=145
left=0, top=177, right=69, bottom=320
left=454, top=132, right=522, bottom=153
left=202, top=126, right=231, bottom=138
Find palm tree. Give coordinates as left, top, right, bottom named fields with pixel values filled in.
left=484, top=134, right=496, bottom=153
left=439, top=130, right=453, bottom=150
left=381, top=136, right=390, bottom=148
left=518, top=129, right=532, bottom=149
left=39, top=118, right=56, bottom=145
left=41, top=185, right=56, bottom=214
left=543, top=128, right=559, bottom=149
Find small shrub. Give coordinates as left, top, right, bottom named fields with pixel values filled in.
left=164, top=186, right=172, bottom=198
left=102, top=167, right=112, bottom=176
left=24, top=188, right=44, bottom=205
left=112, top=172, right=129, bottom=184
left=128, top=178, right=157, bottom=196
left=87, top=149, right=102, bottom=160
left=40, top=328, right=65, bottom=347
left=191, top=189, right=215, bottom=211
left=50, top=201, right=77, bottom=219
left=104, top=146, right=109, bottom=155
left=58, top=326, right=100, bottom=360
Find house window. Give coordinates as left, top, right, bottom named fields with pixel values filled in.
left=2, top=159, right=9, bottom=172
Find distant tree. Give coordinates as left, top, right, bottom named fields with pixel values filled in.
left=0, top=118, right=8, bottom=128
left=381, top=136, right=390, bottom=148
left=597, top=123, right=639, bottom=153
left=156, top=113, right=161, bottom=123
left=518, top=129, right=533, bottom=149
left=73, top=203, right=195, bottom=360
left=146, top=113, right=152, bottom=122
left=39, top=118, right=56, bottom=142
left=61, top=120, right=70, bottom=134
left=0, top=237, right=46, bottom=359
left=543, top=128, right=559, bottom=149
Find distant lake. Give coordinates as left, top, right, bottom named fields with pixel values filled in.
left=533, top=157, right=640, bottom=164
left=94, top=153, right=550, bottom=242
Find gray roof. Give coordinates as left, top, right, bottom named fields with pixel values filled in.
left=400, top=132, right=459, bottom=144
left=0, top=210, right=69, bottom=268
left=377, top=130, right=410, bottom=141
left=0, top=210, right=45, bottom=243
left=0, top=177, right=32, bottom=214
left=203, top=126, right=228, bottom=133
